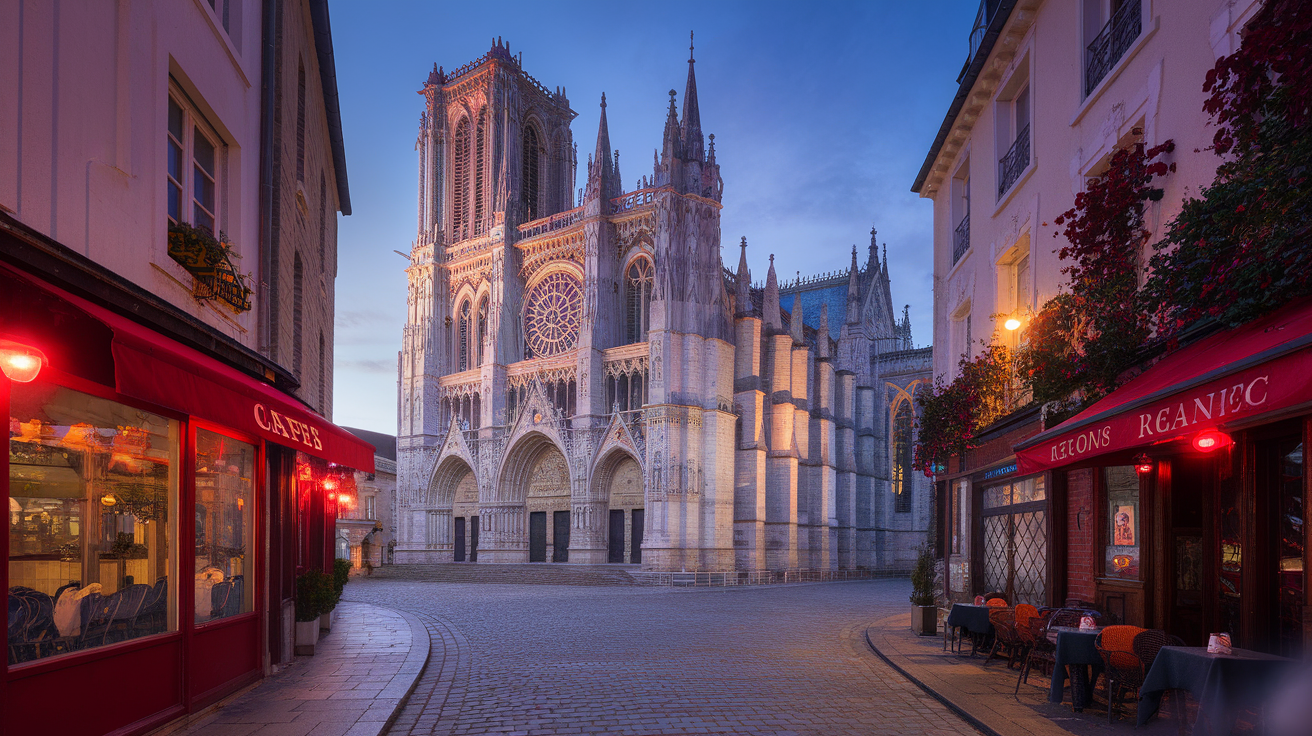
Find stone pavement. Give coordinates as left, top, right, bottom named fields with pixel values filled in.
left=167, top=601, right=428, bottom=736
left=864, top=613, right=1184, bottom=736
left=347, top=577, right=985, bottom=736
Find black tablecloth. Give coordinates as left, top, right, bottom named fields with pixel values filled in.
left=1047, top=628, right=1103, bottom=709
left=1138, top=646, right=1295, bottom=734
left=946, top=604, right=994, bottom=636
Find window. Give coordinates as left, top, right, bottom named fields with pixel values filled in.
left=522, top=125, right=541, bottom=221
left=475, top=296, right=488, bottom=368
left=167, top=93, right=224, bottom=233
left=458, top=299, right=471, bottom=372
left=194, top=429, right=254, bottom=624
left=205, top=0, right=241, bottom=48
left=474, top=107, right=487, bottom=235
left=997, top=237, right=1031, bottom=345
left=1103, top=465, right=1140, bottom=580
left=996, top=59, right=1031, bottom=199
left=625, top=257, right=654, bottom=344
left=9, top=384, right=179, bottom=665
left=981, top=475, right=1048, bottom=605
left=296, top=60, right=306, bottom=183
left=366, top=495, right=376, bottom=520
left=891, top=399, right=913, bottom=512
left=452, top=118, right=470, bottom=239
left=951, top=158, right=971, bottom=265
left=1084, top=0, right=1143, bottom=96
left=293, top=252, right=303, bottom=377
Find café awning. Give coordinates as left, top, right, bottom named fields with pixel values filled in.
left=1015, top=298, right=1312, bottom=474
left=6, top=266, right=375, bottom=472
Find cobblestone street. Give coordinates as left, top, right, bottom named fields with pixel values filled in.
left=343, top=578, right=979, bottom=736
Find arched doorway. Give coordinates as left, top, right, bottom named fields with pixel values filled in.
left=526, top=446, right=570, bottom=562
left=495, top=432, right=571, bottom=563
left=430, top=456, right=475, bottom=562
left=594, top=451, right=644, bottom=564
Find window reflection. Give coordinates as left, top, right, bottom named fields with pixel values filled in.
left=8, top=385, right=177, bottom=666
left=194, top=429, right=253, bottom=624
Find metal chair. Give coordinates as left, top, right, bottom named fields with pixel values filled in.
left=106, top=584, right=150, bottom=643
left=1095, top=625, right=1147, bottom=723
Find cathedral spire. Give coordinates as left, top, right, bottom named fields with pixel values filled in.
left=661, top=89, right=681, bottom=163
left=586, top=93, right=615, bottom=200
left=680, top=31, right=704, bottom=163
left=764, top=254, right=781, bottom=331
left=790, top=293, right=804, bottom=343
left=735, top=236, right=752, bottom=317
left=867, top=227, right=878, bottom=274
left=846, top=245, right=861, bottom=325
left=817, top=303, right=831, bottom=359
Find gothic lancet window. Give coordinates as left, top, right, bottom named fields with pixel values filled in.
left=892, top=398, right=913, bottom=513
left=625, top=256, right=654, bottom=344
left=522, top=125, right=540, bottom=221
left=476, top=296, right=488, bottom=367
left=452, top=118, right=470, bottom=240
left=474, top=107, right=487, bottom=235
left=458, top=299, right=471, bottom=372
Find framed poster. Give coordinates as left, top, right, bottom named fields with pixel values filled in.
left=1113, top=505, right=1136, bottom=546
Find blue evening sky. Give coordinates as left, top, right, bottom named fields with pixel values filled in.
left=330, top=0, right=979, bottom=434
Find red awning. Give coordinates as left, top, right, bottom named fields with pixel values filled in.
left=1015, top=298, right=1312, bottom=474
left=5, top=266, right=375, bottom=472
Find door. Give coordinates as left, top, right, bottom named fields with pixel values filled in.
left=608, top=510, right=625, bottom=563
left=454, top=517, right=466, bottom=562
left=1257, top=432, right=1305, bottom=657
left=980, top=476, right=1047, bottom=606
left=631, top=509, right=644, bottom=564
left=553, top=510, right=570, bottom=562
left=1167, top=457, right=1212, bottom=646
left=529, top=511, right=547, bottom=562
left=470, top=516, right=479, bottom=562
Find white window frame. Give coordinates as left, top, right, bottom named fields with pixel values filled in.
left=167, top=82, right=226, bottom=235
left=994, top=52, right=1032, bottom=202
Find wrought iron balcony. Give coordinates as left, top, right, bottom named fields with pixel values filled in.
left=1085, top=0, right=1142, bottom=96
left=997, top=124, right=1030, bottom=199
left=953, top=212, right=971, bottom=265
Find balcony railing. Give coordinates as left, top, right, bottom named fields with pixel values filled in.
left=997, top=124, right=1030, bottom=199
left=953, top=212, right=970, bottom=265
left=1085, top=0, right=1142, bottom=96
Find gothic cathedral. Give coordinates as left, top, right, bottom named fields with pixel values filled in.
left=396, top=39, right=932, bottom=572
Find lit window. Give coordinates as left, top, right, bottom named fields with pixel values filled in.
left=194, top=429, right=254, bottom=624
left=892, top=399, right=913, bottom=512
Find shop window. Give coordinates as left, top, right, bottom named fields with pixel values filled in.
left=9, top=384, right=179, bottom=665
left=193, top=429, right=254, bottom=624
left=981, top=475, right=1047, bottom=606
left=1103, top=466, right=1140, bottom=580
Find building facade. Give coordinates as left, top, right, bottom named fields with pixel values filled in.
left=1, top=2, right=369, bottom=734
left=340, top=428, right=398, bottom=569
left=394, top=41, right=932, bottom=573
left=914, top=0, right=1267, bottom=612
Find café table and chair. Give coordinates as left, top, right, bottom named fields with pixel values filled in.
left=944, top=595, right=1009, bottom=657
left=1138, top=640, right=1297, bottom=736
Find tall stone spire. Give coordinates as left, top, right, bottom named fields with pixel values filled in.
left=845, top=245, right=861, bottom=325
left=764, top=254, right=781, bottom=331
left=680, top=31, right=704, bottom=163
left=790, top=293, right=804, bottom=343
left=817, top=303, right=831, bottom=358
left=586, top=93, right=615, bottom=200
left=867, top=227, right=878, bottom=273
left=661, top=89, right=681, bottom=162
left=735, top=236, right=752, bottom=316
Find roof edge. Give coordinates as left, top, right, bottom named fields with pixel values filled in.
left=308, top=0, right=351, bottom=216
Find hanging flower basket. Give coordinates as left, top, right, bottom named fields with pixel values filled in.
left=167, top=223, right=253, bottom=313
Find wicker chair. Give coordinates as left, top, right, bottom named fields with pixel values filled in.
left=1095, top=625, right=1147, bottom=723
left=985, top=608, right=1019, bottom=667
left=986, top=597, right=1008, bottom=607
left=1014, top=611, right=1055, bottom=693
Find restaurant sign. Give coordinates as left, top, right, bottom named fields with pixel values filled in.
left=1016, top=349, right=1312, bottom=474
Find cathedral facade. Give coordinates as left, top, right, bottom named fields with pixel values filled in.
left=395, top=40, right=932, bottom=572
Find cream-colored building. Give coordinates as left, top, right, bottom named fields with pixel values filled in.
left=914, top=0, right=1263, bottom=605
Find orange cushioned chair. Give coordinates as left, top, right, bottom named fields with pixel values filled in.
left=986, top=597, right=1009, bottom=607
left=1095, top=625, right=1147, bottom=723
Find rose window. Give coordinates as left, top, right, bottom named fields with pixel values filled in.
left=524, top=271, right=583, bottom=357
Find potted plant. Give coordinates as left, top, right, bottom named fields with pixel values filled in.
left=322, top=558, right=350, bottom=631
left=909, top=545, right=938, bottom=636
left=294, top=569, right=335, bottom=655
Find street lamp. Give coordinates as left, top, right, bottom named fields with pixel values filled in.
left=0, top=338, right=47, bottom=383
left=1004, top=317, right=1021, bottom=331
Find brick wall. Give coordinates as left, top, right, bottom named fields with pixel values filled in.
left=1066, top=468, right=1095, bottom=603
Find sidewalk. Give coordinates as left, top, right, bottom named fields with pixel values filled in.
left=168, top=601, right=429, bottom=736
left=863, top=613, right=1181, bottom=736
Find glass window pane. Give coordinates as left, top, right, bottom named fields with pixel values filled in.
left=194, top=429, right=254, bottom=624
left=1104, top=465, right=1140, bottom=579
left=983, top=483, right=1011, bottom=509
left=168, top=139, right=183, bottom=182
left=9, top=384, right=178, bottom=666
left=193, top=129, right=215, bottom=176
left=168, top=181, right=181, bottom=223
left=194, top=206, right=215, bottom=234
left=168, top=98, right=184, bottom=141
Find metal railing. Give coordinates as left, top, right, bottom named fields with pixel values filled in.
left=1085, top=0, right=1142, bottom=96
left=997, top=124, right=1030, bottom=198
left=628, top=569, right=907, bottom=587
left=953, top=212, right=970, bottom=264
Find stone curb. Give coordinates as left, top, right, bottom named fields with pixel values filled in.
left=371, top=605, right=433, bottom=736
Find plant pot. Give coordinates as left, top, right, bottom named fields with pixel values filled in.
left=911, top=605, right=938, bottom=636
left=294, top=619, right=320, bottom=655
left=320, top=606, right=337, bottom=632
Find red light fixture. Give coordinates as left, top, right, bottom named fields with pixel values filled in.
left=323, top=478, right=338, bottom=492
left=327, top=492, right=338, bottom=502
left=0, top=339, right=47, bottom=383
left=1192, top=429, right=1232, bottom=453
left=1133, top=453, right=1154, bottom=475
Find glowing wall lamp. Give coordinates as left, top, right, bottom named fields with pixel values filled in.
left=0, top=339, right=47, bottom=383
left=1192, top=429, right=1232, bottom=453
left=1004, top=317, right=1022, bottom=331
left=1133, top=453, right=1154, bottom=475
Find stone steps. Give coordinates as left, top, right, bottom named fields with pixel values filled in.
left=367, top=563, right=641, bottom=587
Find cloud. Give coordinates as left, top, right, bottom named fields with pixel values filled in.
left=337, top=359, right=397, bottom=375
left=336, top=309, right=392, bottom=329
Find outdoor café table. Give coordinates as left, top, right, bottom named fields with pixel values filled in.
left=1137, top=646, right=1296, bottom=735
left=1046, top=626, right=1103, bottom=711
left=945, top=604, right=996, bottom=655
